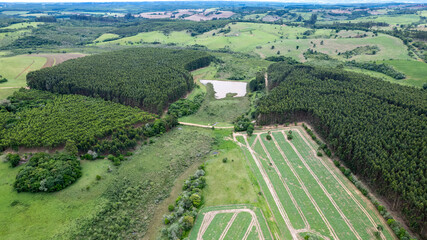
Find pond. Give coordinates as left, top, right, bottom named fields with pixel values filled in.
left=200, top=80, right=247, bottom=99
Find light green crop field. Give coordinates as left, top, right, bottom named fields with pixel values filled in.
left=0, top=126, right=215, bottom=240
left=235, top=127, right=395, bottom=240
left=0, top=54, right=46, bottom=99
left=380, top=60, right=427, bottom=88
left=190, top=205, right=273, bottom=240
left=1, top=22, right=43, bottom=30
left=94, top=23, right=409, bottom=62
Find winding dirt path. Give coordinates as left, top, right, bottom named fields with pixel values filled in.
left=179, top=122, right=234, bottom=129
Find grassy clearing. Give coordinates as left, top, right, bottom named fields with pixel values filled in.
left=203, top=138, right=259, bottom=206
left=237, top=127, right=396, bottom=239
left=380, top=60, right=427, bottom=88
left=179, top=83, right=250, bottom=127
left=0, top=126, right=214, bottom=240
left=0, top=157, right=112, bottom=240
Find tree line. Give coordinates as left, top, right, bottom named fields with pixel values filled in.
left=257, top=62, right=426, bottom=237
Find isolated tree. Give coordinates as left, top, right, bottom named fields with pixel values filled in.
left=65, top=139, right=78, bottom=156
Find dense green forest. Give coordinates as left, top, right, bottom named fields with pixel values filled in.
left=27, top=48, right=214, bottom=113
left=0, top=89, right=155, bottom=152
left=257, top=62, right=426, bottom=234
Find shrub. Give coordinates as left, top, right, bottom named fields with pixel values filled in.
left=168, top=204, right=175, bottom=212
left=96, top=175, right=101, bottom=181
left=266, top=135, right=272, bottom=141
left=7, top=153, right=20, bottom=168
left=64, top=140, right=78, bottom=156
left=222, top=157, right=228, bottom=163
left=317, top=151, right=323, bottom=157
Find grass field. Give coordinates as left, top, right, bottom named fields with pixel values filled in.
left=93, top=33, right=120, bottom=43
left=380, top=60, right=427, bottom=88
left=234, top=126, right=396, bottom=240
left=0, top=54, right=46, bottom=99
left=190, top=205, right=273, bottom=240
left=179, top=83, right=250, bottom=127
left=1, top=22, right=43, bottom=30
left=93, top=22, right=409, bottom=62
left=0, top=126, right=214, bottom=240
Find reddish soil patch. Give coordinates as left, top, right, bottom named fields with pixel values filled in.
left=185, top=11, right=234, bottom=21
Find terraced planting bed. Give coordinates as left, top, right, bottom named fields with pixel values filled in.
left=233, top=126, right=396, bottom=240
left=190, top=205, right=273, bottom=240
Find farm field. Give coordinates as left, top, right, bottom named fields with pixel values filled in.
left=0, top=54, right=46, bottom=99
left=234, top=126, right=395, bottom=240
left=190, top=205, right=273, bottom=240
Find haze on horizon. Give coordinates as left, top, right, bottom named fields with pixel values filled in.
left=1, top=0, right=426, bottom=3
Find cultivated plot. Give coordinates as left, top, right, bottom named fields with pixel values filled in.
left=234, top=126, right=395, bottom=240
left=190, top=205, right=273, bottom=240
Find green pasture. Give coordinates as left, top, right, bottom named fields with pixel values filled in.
left=203, top=139, right=259, bottom=206
left=179, top=83, right=250, bottom=127
left=92, top=22, right=409, bottom=62
left=0, top=54, right=46, bottom=99
left=380, top=60, right=427, bottom=88
left=1, top=22, right=43, bottom=30
left=0, top=126, right=214, bottom=240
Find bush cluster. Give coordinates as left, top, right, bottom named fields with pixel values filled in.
left=346, top=60, right=406, bottom=79
left=168, top=93, right=205, bottom=118
left=6, top=153, right=20, bottom=167
left=14, top=153, right=82, bottom=192
left=162, top=166, right=206, bottom=239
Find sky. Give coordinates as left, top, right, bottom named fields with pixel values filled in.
left=1, top=0, right=426, bottom=3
